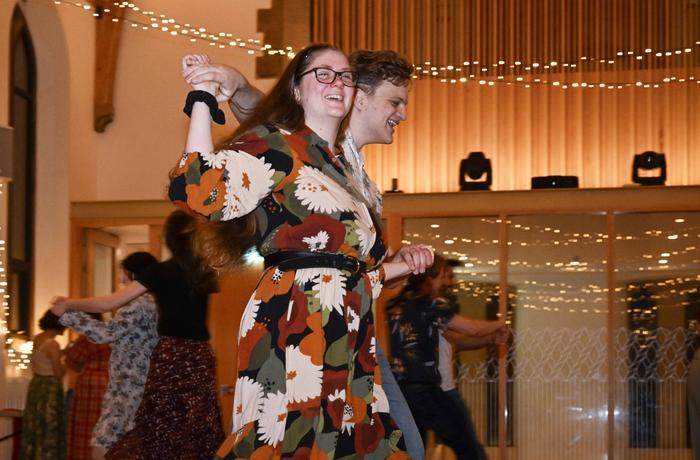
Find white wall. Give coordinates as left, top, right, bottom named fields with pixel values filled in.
left=0, top=1, right=72, bottom=334
left=0, top=0, right=276, bottom=337
left=68, top=0, right=275, bottom=201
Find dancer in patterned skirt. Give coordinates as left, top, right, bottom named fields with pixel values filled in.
left=64, top=331, right=110, bottom=460
left=51, top=211, right=224, bottom=459
left=20, top=311, right=66, bottom=460
left=54, top=251, right=159, bottom=459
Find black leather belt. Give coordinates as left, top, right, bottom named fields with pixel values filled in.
left=264, top=251, right=367, bottom=274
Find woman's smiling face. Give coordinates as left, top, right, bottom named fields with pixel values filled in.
left=296, top=49, right=355, bottom=124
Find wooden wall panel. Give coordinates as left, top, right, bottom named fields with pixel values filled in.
left=312, top=0, right=700, bottom=192
left=359, top=79, right=700, bottom=192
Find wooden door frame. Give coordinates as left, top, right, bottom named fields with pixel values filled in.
left=83, top=228, right=120, bottom=297
left=69, top=200, right=173, bottom=298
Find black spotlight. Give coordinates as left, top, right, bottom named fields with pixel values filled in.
left=531, top=175, right=579, bottom=189
left=632, top=151, right=666, bottom=186
left=459, top=151, right=492, bottom=191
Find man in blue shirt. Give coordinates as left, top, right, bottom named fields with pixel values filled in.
left=387, top=255, right=508, bottom=459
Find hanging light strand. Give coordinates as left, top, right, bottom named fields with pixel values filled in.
left=413, top=41, right=700, bottom=80
left=0, top=179, right=31, bottom=371
left=51, top=0, right=297, bottom=58
left=48, top=0, right=700, bottom=89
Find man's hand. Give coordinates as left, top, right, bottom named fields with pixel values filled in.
left=181, top=54, right=219, bottom=97
left=491, top=323, right=511, bottom=344
left=184, top=62, right=247, bottom=101
left=49, top=296, right=68, bottom=316
left=392, top=245, right=434, bottom=275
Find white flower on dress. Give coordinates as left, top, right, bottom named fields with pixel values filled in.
left=314, top=268, right=347, bottom=315
left=285, top=345, right=323, bottom=404
left=293, top=268, right=347, bottom=315
left=257, top=390, right=287, bottom=446
left=327, top=389, right=346, bottom=402
left=232, top=377, right=264, bottom=431
left=302, top=230, right=329, bottom=252
left=222, top=149, right=275, bottom=219
left=367, top=269, right=383, bottom=300
left=353, top=202, right=376, bottom=257
left=239, top=297, right=261, bottom=339
left=294, top=166, right=355, bottom=214
left=200, top=150, right=228, bottom=169
left=371, top=383, right=390, bottom=414
left=347, top=306, right=360, bottom=332
left=294, top=268, right=318, bottom=287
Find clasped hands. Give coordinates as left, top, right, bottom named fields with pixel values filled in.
left=181, top=54, right=243, bottom=101
left=47, top=296, right=69, bottom=317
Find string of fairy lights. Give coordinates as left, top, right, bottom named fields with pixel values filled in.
left=402, top=216, right=700, bottom=315
left=0, top=179, right=32, bottom=371
left=414, top=45, right=700, bottom=87
left=48, top=0, right=700, bottom=89
left=448, top=274, right=699, bottom=315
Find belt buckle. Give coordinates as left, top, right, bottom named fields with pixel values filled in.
left=344, top=256, right=361, bottom=274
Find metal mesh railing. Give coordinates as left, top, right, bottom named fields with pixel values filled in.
left=455, top=327, right=696, bottom=459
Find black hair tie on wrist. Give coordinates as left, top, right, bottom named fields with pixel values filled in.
left=183, top=90, right=226, bottom=125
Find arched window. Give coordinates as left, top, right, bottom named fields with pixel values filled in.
left=8, top=7, right=36, bottom=335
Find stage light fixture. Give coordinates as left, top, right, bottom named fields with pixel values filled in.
left=632, top=151, right=666, bottom=186
left=459, top=151, right=492, bottom=191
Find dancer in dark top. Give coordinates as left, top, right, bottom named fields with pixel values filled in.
left=51, top=210, right=224, bottom=460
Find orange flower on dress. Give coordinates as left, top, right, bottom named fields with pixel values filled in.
left=185, top=168, right=226, bottom=216
left=250, top=444, right=276, bottom=460
left=285, top=131, right=312, bottom=163
left=348, top=393, right=368, bottom=424
left=174, top=151, right=199, bottom=175
left=299, top=312, right=325, bottom=366
left=256, top=268, right=295, bottom=303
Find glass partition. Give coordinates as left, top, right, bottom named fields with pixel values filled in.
left=507, top=214, right=609, bottom=459
left=398, top=210, right=699, bottom=460
left=402, top=216, right=502, bottom=456
left=613, top=212, right=700, bottom=459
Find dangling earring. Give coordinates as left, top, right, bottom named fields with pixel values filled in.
left=293, top=88, right=301, bottom=103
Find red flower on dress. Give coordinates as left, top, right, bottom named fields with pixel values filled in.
left=273, top=214, right=346, bottom=253
left=225, top=131, right=271, bottom=158
left=277, top=287, right=310, bottom=350
left=354, top=412, right=384, bottom=454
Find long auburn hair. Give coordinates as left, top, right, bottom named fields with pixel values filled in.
left=199, top=44, right=346, bottom=270
left=164, top=210, right=219, bottom=294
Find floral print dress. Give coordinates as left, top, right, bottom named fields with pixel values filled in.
left=59, top=294, right=158, bottom=450
left=170, top=124, right=407, bottom=459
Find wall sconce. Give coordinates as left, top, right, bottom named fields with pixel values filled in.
left=459, top=151, right=492, bottom=191
left=531, top=175, right=579, bottom=189
left=632, top=151, right=666, bottom=186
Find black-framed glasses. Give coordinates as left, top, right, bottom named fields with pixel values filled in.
left=299, top=67, right=358, bottom=87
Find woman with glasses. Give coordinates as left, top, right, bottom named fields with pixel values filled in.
left=173, top=44, right=416, bottom=458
